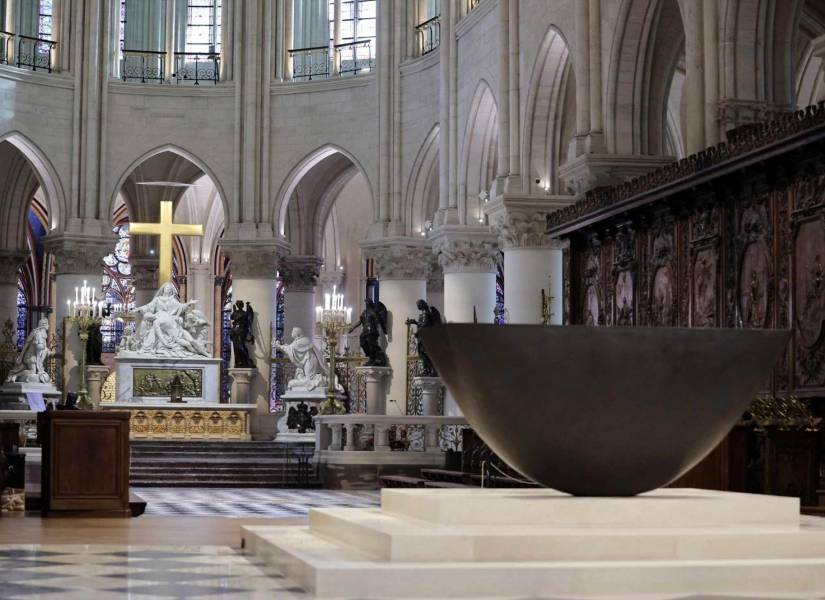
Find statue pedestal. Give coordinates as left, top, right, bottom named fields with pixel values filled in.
left=413, top=376, right=444, bottom=416
left=276, top=389, right=326, bottom=444
left=0, top=382, right=61, bottom=411
left=357, top=366, right=392, bottom=415
left=115, top=356, right=223, bottom=404
left=85, top=365, right=111, bottom=410
left=228, top=368, right=257, bottom=405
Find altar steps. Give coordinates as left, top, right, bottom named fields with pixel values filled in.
left=129, top=440, right=321, bottom=488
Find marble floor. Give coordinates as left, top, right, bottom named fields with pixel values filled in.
left=0, top=543, right=822, bottom=600
left=133, top=488, right=380, bottom=517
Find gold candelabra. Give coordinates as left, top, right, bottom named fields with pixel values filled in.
left=66, top=315, right=100, bottom=410
left=315, top=290, right=352, bottom=415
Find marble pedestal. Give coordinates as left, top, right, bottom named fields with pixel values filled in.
left=276, top=389, right=326, bottom=444
left=0, top=382, right=61, bottom=410
left=412, top=376, right=443, bottom=415
left=227, top=368, right=257, bottom=404
left=242, top=488, right=825, bottom=598
left=85, top=365, right=110, bottom=409
left=115, top=356, right=223, bottom=404
left=356, top=366, right=391, bottom=414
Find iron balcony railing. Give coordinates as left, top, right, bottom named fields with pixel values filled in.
left=120, top=49, right=166, bottom=83
left=415, top=15, right=440, bottom=56
left=288, top=39, right=374, bottom=81
left=335, top=39, right=374, bottom=76
left=15, top=34, right=56, bottom=72
left=173, top=51, right=220, bottom=85
left=288, top=45, right=330, bottom=80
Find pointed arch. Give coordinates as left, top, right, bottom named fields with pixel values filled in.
left=459, top=80, right=498, bottom=225
left=405, top=123, right=440, bottom=237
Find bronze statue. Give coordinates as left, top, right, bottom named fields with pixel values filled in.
left=349, top=298, right=388, bottom=367
left=86, top=321, right=104, bottom=366
left=230, top=300, right=255, bottom=368
left=405, top=300, right=442, bottom=376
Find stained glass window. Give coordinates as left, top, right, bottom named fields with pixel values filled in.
left=16, top=285, right=27, bottom=350
left=269, top=284, right=286, bottom=413
left=101, top=223, right=135, bottom=352
left=221, top=284, right=232, bottom=402
left=495, top=261, right=505, bottom=325
left=38, top=0, right=53, bottom=39
left=185, top=0, right=221, bottom=54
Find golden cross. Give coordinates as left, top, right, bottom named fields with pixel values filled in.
left=129, top=200, right=203, bottom=285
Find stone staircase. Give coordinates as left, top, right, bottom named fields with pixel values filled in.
left=130, top=440, right=321, bottom=488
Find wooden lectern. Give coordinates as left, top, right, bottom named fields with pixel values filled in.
left=38, top=411, right=131, bottom=517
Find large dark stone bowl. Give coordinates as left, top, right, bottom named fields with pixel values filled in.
left=419, top=325, right=789, bottom=496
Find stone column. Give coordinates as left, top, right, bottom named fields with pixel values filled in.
left=221, top=242, right=283, bottom=440
left=360, top=366, right=391, bottom=414
left=487, top=198, right=569, bottom=324
left=85, top=365, right=111, bottom=409
left=187, top=262, right=215, bottom=337
left=363, top=241, right=431, bottom=415
left=0, top=251, right=27, bottom=331
left=812, top=35, right=825, bottom=103
left=279, top=255, right=322, bottom=341
left=44, top=234, right=113, bottom=397
left=131, top=256, right=160, bottom=308
left=228, top=367, right=257, bottom=405
left=426, top=260, right=444, bottom=315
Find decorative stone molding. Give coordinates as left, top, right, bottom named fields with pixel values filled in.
left=433, top=237, right=500, bottom=274
left=319, top=269, right=345, bottom=292
left=718, top=99, right=794, bottom=132
left=559, top=153, right=675, bottom=198
left=0, top=251, right=29, bottom=283
left=221, top=241, right=285, bottom=279
left=492, top=211, right=552, bottom=250
left=279, top=255, right=323, bottom=292
left=43, top=234, right=114, bottom=275
left=364, top=242, right=432, bottom=281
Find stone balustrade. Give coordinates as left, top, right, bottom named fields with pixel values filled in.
left=314, top=414, right=468, bottom=466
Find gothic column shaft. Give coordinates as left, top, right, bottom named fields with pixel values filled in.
left=703, top=0, right=719, bottom=146
left=435, top=235, right=499, bottom=326
left=188, top=263, right=215, bottom=341
left=279, top=255, right=322, bottom=341
left=574, top=0, right=590, bottom=139
left=0, top=252, right=27, bottom=332
left=503, top=247, right=562, bottom=325
left=588, top=0, right=602, bottom=136
left=365, top=243, right=431, bottom=415
left=496, top=0, right=510, bottom=181
left=684, top=0, right=706, bottom=154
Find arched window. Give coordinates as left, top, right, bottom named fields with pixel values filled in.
left=38, top=0, right=53, bottom=39
left=16, top=285, right=27, bottom=350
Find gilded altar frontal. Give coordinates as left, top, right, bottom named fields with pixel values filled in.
left=133, top=369, right=203, bottom=398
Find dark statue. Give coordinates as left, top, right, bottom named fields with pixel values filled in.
left=85, top=321, right=104, bottom=366
left=230, top=300, right=255, bottom=368
left=405, top=299, right=442, bottom=376
left=286, top=402, right=319, bottom=434
left=349, top=298, right=389, bottom=367
left=286, top=405, right=300, bottom=430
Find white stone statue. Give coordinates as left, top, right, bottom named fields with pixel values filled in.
left=274, top=327, right=327, bottom=392
left=118, top=282, right=211, bottom=358
left=5, top=318, right=54, bottom=384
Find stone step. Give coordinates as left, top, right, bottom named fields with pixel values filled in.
left=242, top=524, right=825, bottom=598
left=132, top=481, right=322, bottom=488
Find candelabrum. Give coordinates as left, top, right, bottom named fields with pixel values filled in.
left=315, top=290, right=352, bottom=415
left=65, top=281, right=105, bottom=409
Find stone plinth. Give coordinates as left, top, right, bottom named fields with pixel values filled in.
left=227, top=367, right=257, bottom=405
left=241, top=489, right=825, bottom=599
left=0, top=382, right=61, bottom=411
left=412, top=376, right=443, bottom=415
left=356, top=366, right=391, bottom=414
left=276, top=389, right=326, bottom=444
left=115, top=356, right=223, bottom=404
left=85, top=365, right=110, bottom=409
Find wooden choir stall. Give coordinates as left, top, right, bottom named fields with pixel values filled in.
left=548, top=102, right=825, bottom=507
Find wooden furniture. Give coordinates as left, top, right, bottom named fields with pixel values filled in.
left=38, top=411, right=131, bottom=517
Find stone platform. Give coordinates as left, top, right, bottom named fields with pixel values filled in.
left=241, top=488, right=825, bottom=598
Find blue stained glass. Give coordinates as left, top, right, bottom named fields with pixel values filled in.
left=16, top=286, right=26, bottom=350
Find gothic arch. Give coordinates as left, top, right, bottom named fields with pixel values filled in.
left=108, top=143, right=231, bottom=226
left=273, top=144, right=376, bottom=239
left=522, top=26, right=575, bottom=194
left=0, top=131, right=66, bottom=247
left=459, top=80, right=498, bottom=225
left=604, top=0, right=686, bottom=155
left=405, top=124, right=440, bottom=237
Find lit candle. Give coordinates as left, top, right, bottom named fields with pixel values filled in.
left=316, top=306, right=323, bottom=323
left=346, top=307, right=352, bottom=323
left=324, top=293, right=331, bottom=311
left=75, top=287, right=79, bottom=303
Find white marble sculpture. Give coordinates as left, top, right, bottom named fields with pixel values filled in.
left=118, top=282, right=211, bottom=358
left=273, top=327, right=328, bottom=392
left=4, top=318, right=54, bottom=384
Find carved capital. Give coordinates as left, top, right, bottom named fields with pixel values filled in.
left=365, top=243, right=432, bottom=281
left=0, top=251, right=28, bottom=283
left=319, top=268, right=345, bottom=292
left=43, top=234, right=114, bottom=275
left=279, top=255, right=323, bottom=292
left=221, top=241, right=285, bottom=279
left=492, top=211, right=553, bottom=249
left=434, top=237, right=500, bottom=274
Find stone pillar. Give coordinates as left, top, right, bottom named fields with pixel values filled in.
left=812, top=35, right=825, bottom=103
left=363, top=241, right=431, bottom=415
left=413, top=376, right=443, bottom=416
left=426, top=260, right=444, bottom=316
left=187, top=262, right=215, bottom=333
left=227, top=367, right=257, bottom=405
left=359, top=366, right=391, bottom=414
left=44, top=235, right=113, bottom=397
left=683, top=0, right=706, bottom=155
left=487, top=199, right=568, bottom=325
left=279, top=255, right=322, bottom=342
left=131, top=256, right=160, bottom=307
left=221, top=242, right=283, bottom=440
left=0, top=251, right=27, bottom=331
left=85, top=365, right=110, bottom=409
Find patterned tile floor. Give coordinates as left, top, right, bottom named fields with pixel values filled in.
left=132, top=488, right=380, bottom=518
left=0, top=545, right=822, bottom=600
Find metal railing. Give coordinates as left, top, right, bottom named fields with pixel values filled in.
left=288, top=45, right=330, bottom=81
left=335, top=39, right=374, bottom=76
left=16, top=34, right=56, bottom=72
left=415, top=15, right=440, bottom=56
left=173, top=51, right=220, bottom=85
left=315, top=414, right=468, bottom=454
left=120, top=49, right=166, bottom=83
